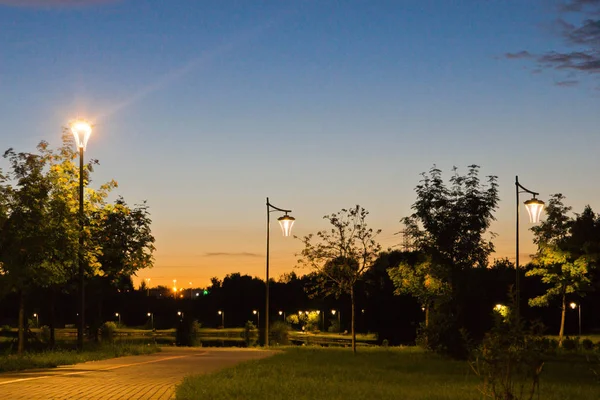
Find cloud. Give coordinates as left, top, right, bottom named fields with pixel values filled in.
left=506, top=1, right=600, bottom=81
left=555, top=79, right=579, bottom=86
left=204, top=252, right=262, bottom=258
left=0, top=0, right=120, bottom=7
left=505, top=51, right=533, bottom=59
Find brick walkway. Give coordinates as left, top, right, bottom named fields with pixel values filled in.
left=0, top=347, right=276, bottom=399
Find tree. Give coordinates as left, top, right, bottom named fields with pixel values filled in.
left=391, top=165, right=499, bottom=355
left=297, top=205, right=381, bottom=354
left=527, top=194, right=598, bottom=344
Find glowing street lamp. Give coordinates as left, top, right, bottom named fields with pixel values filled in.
left=70, top=119, right=92, bottom=350
left=115, top=312, right=121, bottom=326
left=279, top=310, right=285, bottom=320
left=331, top=309, right=341, bottom=330
left=515, top=176, right=545, bottom=318
left=177, top=311, right=184, bottom=321
left=570, top=302, right=582, bottom=336
left=147, top=312, right=154, bottom=330
left=253, top=310, right=260, bottom=329
left=265, top=198, right=295, bottom=348
left=218, top=310, right=224, bottom=328
left=33, top=313, right=39, bottom=328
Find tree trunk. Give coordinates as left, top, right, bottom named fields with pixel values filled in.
left=351, top=286, right=356, bottom=354
left=17, top=290, right=25, bottom=355
left=425, top=304, right=430, bottom=328
left=558, top=292, right=566, bottom=346
left=49, top=287, right=56, bottom=348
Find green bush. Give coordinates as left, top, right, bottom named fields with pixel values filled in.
left=176, top=319, right=202, bottom=346
left=562, top=337, right=579, bottom=352
left=100, top=321, right=117, bottom=342
left=269, top=321, right=289, bottom=346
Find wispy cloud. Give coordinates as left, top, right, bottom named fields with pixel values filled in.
left=506, top=1, right=600, bottom=84
left=0, top=0, right=121, bottom=7
left=555, top=79, right=579, bottom=86
left=204, top=252, right=262, bottom=258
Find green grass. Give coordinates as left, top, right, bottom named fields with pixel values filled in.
left=176, top=347, right=600, bottom=400
left=0, top=342, right=161, bottom=373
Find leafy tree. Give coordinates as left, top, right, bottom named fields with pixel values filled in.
left=297, top=205, right=381, bottom=353
left=527, top=194, right=599, bottom=344
left=392, top=165, right=499, bottom=355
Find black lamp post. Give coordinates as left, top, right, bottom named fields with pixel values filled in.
left=515, top=176, right=545, bottom=318
left=70, top=120, right=92, bottom=351
left=265, top=197, right=295, bottom=348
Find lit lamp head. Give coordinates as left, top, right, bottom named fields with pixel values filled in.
left=70, top=120, right=92, bottom=151
left=524, top=196, right=545, bottom=224
left=570, top=302, right=577, bottom=310
left=277, top=213, right=296, bottom=237
left=253, top=310, right=258, bottom=315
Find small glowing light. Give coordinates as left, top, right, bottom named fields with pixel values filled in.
left=570, top=302, right=577, bottom=309
left=279, top=311, right=283, bottom=315
left=218, top=310, right=222, bottom=315
left=115, top=313, right=119, bottom=317
left=524, top=197, right=545, bottom=224
left=278, top=214, right=296, bottom=237
left=147, top=312, right=151, bottom=317
left=331, top=309, right=336, bottom=315
left=70, top=120, right=92, bottom=150
left=253, top=310, right=258, bottom=315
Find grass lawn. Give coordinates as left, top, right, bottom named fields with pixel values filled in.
left=176, top=347, right=600, bottom=400
left=0, top=342, right=161, bottom=373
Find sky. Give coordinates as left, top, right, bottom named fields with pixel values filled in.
left=1, top=0, right=599, bottom=289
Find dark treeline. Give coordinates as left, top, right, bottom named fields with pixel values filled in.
left=1, top=259, right=596, bottom=345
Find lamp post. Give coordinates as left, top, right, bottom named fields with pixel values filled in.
left=177, top=311, right=183, bottom=321
left=253, top=310, right=260, bottom=329
left=218, top=310, right=224, bottom=328
left=145, top=278, right=151, bottom=297
left=115, top=312, right=121, bottom=326
left=570, top=302, right=582, bottom=336
left=147, top=312, right=154, bottom=330
left=33, top=313, right=39, bottom=328
left=71, top=119, right=92, bottom=351
left=515, top=176, right=545, bottom=319
left=265, top=197, right=295, bottom=348
left=279, top=310, right=285, bottom=321
left=331, top=309, right=341, bottom=331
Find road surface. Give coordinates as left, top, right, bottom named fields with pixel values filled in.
left=0, top=347, right=276, bottom=399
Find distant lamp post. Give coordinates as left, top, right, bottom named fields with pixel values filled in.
left=570, top=302, right=582, bottom=336
left=515, top=176, right=545, bottom=318
left=147, top=312, right=154, bottom=330
left=331, top=309, right=341, bottom=330
left=253, top=310, right=260, bottom=329
left=115, top=312, right=121, bottom=326
left=218, top=310, right=224, bottom=328
left=177, top=311, right=183, bottom=321
left=70, top=119, right=92, bottom=351
left=33, top=313, right=39, bottom=328
left=265, top=198, right=295, bottom=348
left=279, top=310, right=285, bottom=321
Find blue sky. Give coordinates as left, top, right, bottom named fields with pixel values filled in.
left=1, top=0, right=599, bottom=288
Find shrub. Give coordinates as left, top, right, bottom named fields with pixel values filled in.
left=582, top=338, right=594, bottom=351
left=562, top=337, right=579, bottom=352
left=176, top=319, right=202, bottom=346
left=38, top=325, right=51, bottom=344
left=243, top=321, right=258, bottom=347
left=269, top=321, right=289, bottom=346
left=100, top=321, right=117, bottom=342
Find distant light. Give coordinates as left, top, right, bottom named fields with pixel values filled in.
left=570, top=302, right=577, bottom=309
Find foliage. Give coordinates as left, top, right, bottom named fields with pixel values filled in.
left=469, top=308, right=545, bottom=400
left=561, top=337, right=579, bottom=352
left=100, top=321, right=117, bottom=342
left=582, top=338, right=594, bottom=351
left=393, top=165, right=499, bottom=356
left=527, top=194, right=600, bottom=344
left=176, top=319, right=202, bottom=347
left=38, top=326, right=51, bottom=344
left=269, top=321, right=290, bottom=346
left=297, top=205, right=381, bottom=353
left=242, top=321, right=257, bottom=347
